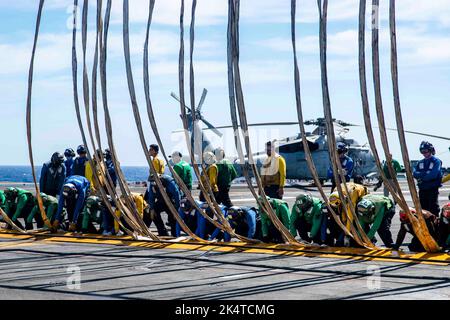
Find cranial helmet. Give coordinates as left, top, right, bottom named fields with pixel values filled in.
left=337, top=142, right=348, bottom=154
left=442, top=203, right=450, bottom=219
left=357, top=198, right=376, bottom=219
left=4, top=187, right=18, bottom=200
left=77, top=145, right=87, bottom=155
left=227, top=206, right=244, bottom=221
left=180, top=197, right=193, bottom=213
left=64, top=148, right=76, bottom=158
left=39, top=192, right=49, bottom=203
left=62, top=183, right=78, bottom=198
left=203, top=151, right=217, bottom=165
left=399, top=208, right=416, bottom=223
left=419, top=141, right=435, bottom=155
left=328, top=194, right=341, bottom=209
left=51, top=152, right=64, bottom=166
left=295, top=194, right=314, bottom=213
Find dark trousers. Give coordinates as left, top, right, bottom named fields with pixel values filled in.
left=295, top=216, right=328, bottom=244
left=65, top=198, right=83, bottom=231
left=266, top=224, right=284, bottom=244
left=419, top=188, right=440, bottom=216
left=101, top=209, right=114, bottom=233
left=145, top=200, right=177, bottom=237
left=361, top=209, right=395, bottom=247
left=376, top=208, right=395, bottom=247
left=409, top=218, right=439, bottom=252
left=264, top=185, right=282, bottom=200
left=438, top=217, right=450, bottom=248
left=216, top=186, right=233, bottom=208
left=13, top=204, right=34, bottom=230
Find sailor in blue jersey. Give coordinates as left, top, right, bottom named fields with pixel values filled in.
left=53, top=175, right=90, bottom=232
left=327, top=142, right=354, bottom=192
left=413, top=141, right=443, bottom=216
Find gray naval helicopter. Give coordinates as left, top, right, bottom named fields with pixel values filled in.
left=171, top=89, right=450, bottom=183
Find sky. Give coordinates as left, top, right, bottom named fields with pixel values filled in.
left=0, top=0, right=449, bottom=167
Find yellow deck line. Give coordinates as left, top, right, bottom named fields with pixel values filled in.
left=0, top=231, right=448, bottom=266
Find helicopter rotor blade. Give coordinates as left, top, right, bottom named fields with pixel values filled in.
left=203, top=122, right=300, bottom=130
left=197, top=88, right=208, bottom=113
left=384, top=128, right=450, bottom=141
left=200, top=117, right=223, bottom=137
left=171, top=92, right=192, bottom=113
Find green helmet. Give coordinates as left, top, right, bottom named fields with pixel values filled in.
left=4, top=187, right=17, bottom=200
left=86, top=196, right=100, bottom=208
left=357, top=198, right=376, bottom=219
left=295, top=194, right=313, bottom=213
left=40, top=192, right=49, bottom=201
left=36, top=192, right=49, bottom=204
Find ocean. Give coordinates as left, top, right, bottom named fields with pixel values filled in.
left=0, top=165, right=151, bottom=183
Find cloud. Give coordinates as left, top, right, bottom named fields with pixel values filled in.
left=256, top=25, right=450, bottom=68
left=4, top=0, right=450, bottom=28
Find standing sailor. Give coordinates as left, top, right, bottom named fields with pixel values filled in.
left=327, top=142, right=354, bottom=192
left=72, top=145, right=88, bottom=177
left=64, top=148, right=76, bottom=177
left=413, top=141, right=443, bottom=217
left=199, top=151, right=219, bottom=202
left=215, top=147, right=238, bottom=208
left=39, top=152, right=66, bottom=197
left=261, top=141, right=286, bottom=200
left=171, top=151, right=193, bottom=191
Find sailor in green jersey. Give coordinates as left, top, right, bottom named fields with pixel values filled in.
left=356, top=194, right=396, bottom=248
left=291, top=194, right=328, bottom=244
left=26, top=193, right=60, bottom=228
left=0, top=190, right=10, bottom=224
left=171, top=151, right=193, bottom=191
left=0, top=190, right=9, bottom=214
left=4, top=187, right=36, bottom=230
left=258, top=197, right=295, bottom=243
left=374, top=159, right=402, bottom=197
left=81, top=196, right=110, bottom=235
left=215, top=147, right=238, bottom=208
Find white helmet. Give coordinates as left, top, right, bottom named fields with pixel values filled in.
left=203, top=151, right=217, bottom=165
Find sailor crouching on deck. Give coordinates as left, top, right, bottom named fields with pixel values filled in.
left=291, top=194, right=328, bottom=245
left=53, top=176, right=90, bottom=232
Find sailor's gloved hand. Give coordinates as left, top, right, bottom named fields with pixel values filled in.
left=68, top=222, right=77, bottom=232
left=342, top=169, right=347, bottom=176
left=150, top=209, right=157, bottom=221
left=51, top=220, right=60, bottom=232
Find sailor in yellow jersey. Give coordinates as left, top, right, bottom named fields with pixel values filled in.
left=114, top=193, right=148, bottom=234
left=200, top=151, right=219, bottom=202
left=328, top=182, right=369, bottom=246
left=149, top=144, right=165, bottom=178
left=443, top=174, right=450, bottom=201
left=261, top=141, right=286, bottom=200
left=85, top=149, right=107, bottom=196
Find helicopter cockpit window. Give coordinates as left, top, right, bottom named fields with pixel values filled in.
left=278, top=141, right=319, bottom=153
